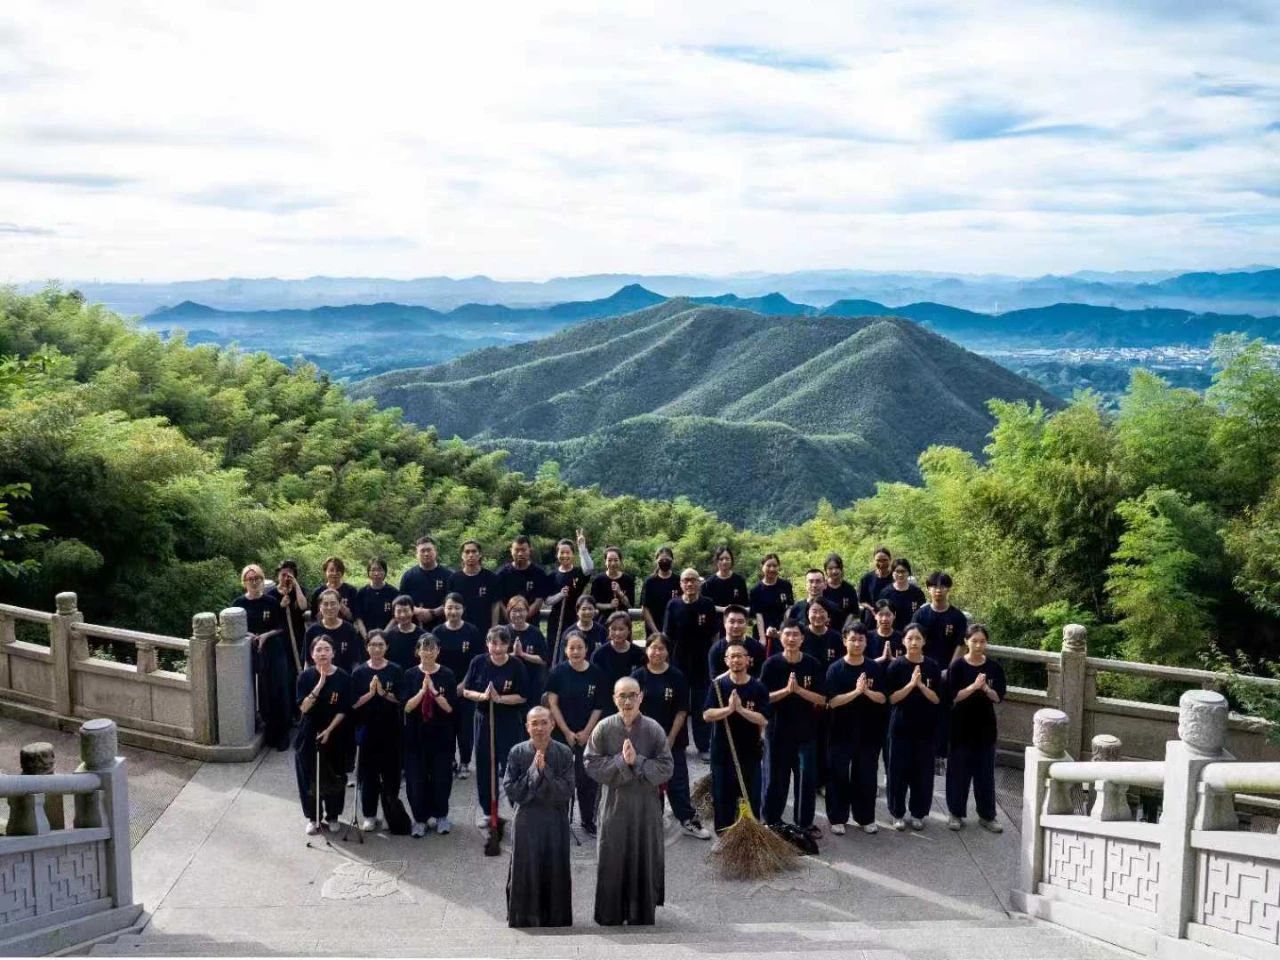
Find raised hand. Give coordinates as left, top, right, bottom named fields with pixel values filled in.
left=513, top=640, right=524, bottom=657
left=313, top=672, right=327, bottom=696
left=534, top=748, right=546, bottom=770
left=576, top=528, right=586, bottom=548
left=975, top=672, right=987, bottom=689
left=485, top=681, right=498, bottom=702
left=622, top=737, right=636, bottom=765
left=369, top=675, right=380, bottom=694
left=910, top=665, right=922, bottom=687
left=728, top=688, right=742, bottom=712
left=786, top=671, right=799, bottom=693
left=855, top=671, right=868, bottom=692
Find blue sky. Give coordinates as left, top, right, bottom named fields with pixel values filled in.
left=0, top=1, right=1276, bottom=280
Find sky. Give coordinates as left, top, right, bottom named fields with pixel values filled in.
left=1, top=1, right=1277, bottom=281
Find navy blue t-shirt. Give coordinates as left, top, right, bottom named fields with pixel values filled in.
left=544, top=566, right=591, bottom=641
left=590, top=572, right=636, bottom=614
left=788, top=597, right=843, bottom=631
left=825, top=658, right=888, bottom=744
left=704, top=675, right=770, bottom=762
left=233, top=593, right=279, bottom=637
left=911, top=604, right=968, bottom=666
left=556, top=620, right=607, bottom=663
left=398, top=564, right=453, bottom=611
left=310, top=582, right=359, bottom=622
left=304, top=620, right=362, bottom=672
left=295, top=666, right=353, bottom=740
left=509, top=623, right=549, bottom=702
left=640, top=573, right=681, bottom=634
left=354, top=584, right=399, bottom=634
left=749, top=579, right=794, bottom=639
left=858, top=570, right=893, bottom=608
left=447, top=568, right=500, bottom=631
left=590, top=642, right=648, bottom=713
left=545, top=661, right=607, bottom=735
left=822, top=582, right=860, bottom=628
left=383, top=624, right=422, bottom=671
left=495, top=562, right=548, bottom=608
left=877, top=584, right=927, bottom=631
left=463, top=656, right=529, bottom=738
left=947, top=657, right=1007, bottom=746
left=350, top=661, right=404, bottom=741
left=886, top=656, right=943, bottom=740
left=632, top=665, right=690, bottom=746
left=701, top=572, right=749, bottom=609
left=663, top=596, right=719, bottom=681
left=760, top=652, right=825, bottom=742
left=708, top=634, right=767, bottom=679
left=400, top=664, right=456, bottom=749
left=867, top=628, right=903, bottom=661
left=432, top=621, right=483, bottom=681
left=801, top=627, right=843, bottom=670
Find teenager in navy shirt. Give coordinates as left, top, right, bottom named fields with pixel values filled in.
left=631, top=632, right=709, bottom=839
left=703, top=643, right=770, bottom=834
left=383, top=595, right=423, bottom=671
left=886, top=624, right=942, bottom=830
left=295, top=636, right=352, bottom=834
left=350, top=632, right=403, bottom=832
left=869, top=600, right=904, bottom=662
left=589, top=546, right=635, bottom=619
left=789, top=568, right=843, bottom=631
left=912, top=570, right=969, bottom=771
left=557, top=595, right=607, bottom=663
left=309, top=556, right=358, bottom=626
left=822, top=553, right=860, bottom=630
left=760, top=620, right=825, bottom=834
left=702, top=545, right=749, bottom=612
left=877, top=559, right=927, bottom=632
left=639, top=546, right=680, bottom=636
left=749, top=552, right=794, bottom=655
left=462, top=626, right=529, bottom=831
left=398, top=536, right=452, bottom=628
left=505, top=596, right=548, bottom=712
left=946, top=624, right=1006, bottom=833
left=799, top=601, right=841, bottom=789
left=545, top=630, right=606, bottom=835
left=543, top=532, right=594, bottom=649
left=448, top=540, right=501, bottom=631
left=663, top=568, right=720, bottom=759
left=825, top=622, right=888, bottom=834
left=432, top=593, right=483, bottom=780
left=857, top=546, right=894, bottom=620
left=590, top=611, right=647, bottom=714
left=354, top=558, right=398, bottom=638
left=495, top=534, right=548, bottom=622
left=234, top=564, right=292, bottom=751
left=707, top=605, right=766, bottom=679
left=401, top=634, right=456, bottom=836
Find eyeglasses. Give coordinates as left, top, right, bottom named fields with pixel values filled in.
left=243, top=575, right=263, bottom=583
left=615, top=692, right=640, bottom=701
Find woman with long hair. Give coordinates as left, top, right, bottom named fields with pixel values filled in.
left=401, top=633, right=457, bottom=836
left=945, top=624, right=1006, bottom=833
left=295, top=636, right=352, bottom=835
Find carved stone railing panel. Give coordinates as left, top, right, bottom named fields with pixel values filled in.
left=1197, top=850, right=1280, bottom=946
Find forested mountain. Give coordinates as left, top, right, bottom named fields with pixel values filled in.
left=353, top=300, right=1058, bottom=527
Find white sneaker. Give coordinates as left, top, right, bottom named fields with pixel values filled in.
left=830, top=823, right=846, bottom=835
left=862, top=822, right=879, bottom=835
left=325, top=817, right=340, bottom=832
left=305, top=819, right=321, bottom=835
left=681, top=818, right=712, bottom=840
left=426, top=817, right=438, bottom=830
left=909, top=817, right=924, bottom=831
left=436, top=817, right=451, bottom=834
left=360, top=817, right=378, bottom=832
left=979, top=818, right=1004, bottom=834
left=476, top=809, right=490, bottom=828
left=457, top=763, right=472, bottom=780
left=947, top=815, right=963, bottom=830
left=410, top=822, right=426, bottom=838
left=892, top=818, right=906, bottom=831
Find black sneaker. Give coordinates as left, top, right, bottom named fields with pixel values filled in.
left=582, top=821, right=597, bottom=837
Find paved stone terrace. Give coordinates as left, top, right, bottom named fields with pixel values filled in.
left=72, top=745, right=1135, bottom=959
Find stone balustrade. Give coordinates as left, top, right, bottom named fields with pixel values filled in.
left=0, top=594, right=260, bottom=762
left=0, top=719, right=144, bottom=955
left=1014, top=690, right=1280, bottom=960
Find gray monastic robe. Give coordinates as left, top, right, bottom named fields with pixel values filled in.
left=503, top=738, right=575, bottom=928
left=584, top=712, right=674, bottom=926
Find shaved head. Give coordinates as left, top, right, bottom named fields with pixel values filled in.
left=614, top=676, right=641, bottom=696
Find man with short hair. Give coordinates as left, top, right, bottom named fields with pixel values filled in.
left=789, top=568, right=843, bottom=631
left=702, top=643, right=770, bottom=834
left=504, top=706, right=574, bottom=928
left=707, top=605, right=766, bottom=679
left=761, top=620, right=825, bottom=835
left=449, top=540, right=501, bottom=631
left=858, top=547, right=894, bottom=618
left=585, top=677, right=674, bottom=926
left=496, top=535, right=548, bottom=622
left=399, top=537, right=453, bottom=627
left=663, top=568, right=719, bottom=760
left=912, top=570, right=968, bottom=771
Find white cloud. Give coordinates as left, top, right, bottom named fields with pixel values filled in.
left=0, top=0, right=1276, bottom=281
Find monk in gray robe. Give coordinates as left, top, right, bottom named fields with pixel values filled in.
left=503, top=706, right=575, bottom=928
left=584, top=676, right=674, bottom=926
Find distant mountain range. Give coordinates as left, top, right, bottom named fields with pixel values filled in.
left=351, top=301, right=1060, bottom=528
left=34, top=266, right=1279, bottom=317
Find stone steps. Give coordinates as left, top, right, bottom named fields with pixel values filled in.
left=88, top=919, right=1127, bottom=959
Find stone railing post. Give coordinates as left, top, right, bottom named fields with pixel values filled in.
left=76, top=718, right=131, bottom=907
left=5, top=742, right=54, bottom=836
left=1020, top=708, right=1071, bottom=896
left=1157, top=690, right=1228, bottom=940
left=1059, top=624, right=1088, bottom=760
left=188, top=613, right=218, bottom=745
left=22, top=741, right=65, bottom=830
left=216, top=607, right=255, bottom=748
left=49, top=591, right=82, bottom=717
left=1088, top=733, right=1130, bottom=820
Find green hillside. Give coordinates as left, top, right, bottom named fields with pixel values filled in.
left=353, top=301, right=1059, bottom=526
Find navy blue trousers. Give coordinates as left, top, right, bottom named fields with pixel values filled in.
left=356, top=732, right=402, bottom=819
left=827, top=738, right=881, bottom=826
left=711, top=755, right=762, bottom=834
left=294, top=742, right=345, bottom=821
left=887, top=734, right=934, bottom=819
left=665, top=747, right=695, bottom=823
left=946, top=740, right=997, bottom=821
left=763, top=737, right=816, bottom=827
left=404, top=745, right=453, bottom=822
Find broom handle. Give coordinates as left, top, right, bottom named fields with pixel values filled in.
left=713, top=677, right=754, bottom=809
left=284, top=600, right=303, bottom=675
left=488, top=696, right=498, bottom=829
left=551, top=581, right=568, bottom=668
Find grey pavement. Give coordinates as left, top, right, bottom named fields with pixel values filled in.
left=88, top=746, right=1135, bottom=959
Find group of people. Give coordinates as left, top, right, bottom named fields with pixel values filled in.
left=232, top=536, right=1007, bottom=928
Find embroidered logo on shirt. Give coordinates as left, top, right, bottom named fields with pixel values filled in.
left=526, top=580, right=534, bottom=592
left=435, top=579, right=444, bottom=591
left=697, top=615, right=706, bottom=626
left=479, top=587, right=487, bottom=597
left=329, top=692, right=339, bottom=705
left=502, top=680, right=513, bottom=692
left=945, top=624, right=954, bottom=635
left=587, top=684, right=596, bottom=698
left=462, top=642, right=470, bottom=653
left=664, top=686, right=673, bottom=701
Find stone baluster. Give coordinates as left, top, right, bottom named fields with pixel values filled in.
left=188, top=613, right=218, bottom=745
left=21, top=741, right=65, bottom=830
left=76, top=718, right=132, bottom=906
left=1058, top=624, right=1088, bottom=760
left=4, top=742, right=53, bottom=836
left=134, top=640, right=158, bottom=675
left=216, top=606, right=255, bottom=748
left=1087, top=733, right=1131, bottom=820
left=50, top=590, right=83, bottom=716
left=1020, top=707, right=1072, bottom=897
left=1157, top=690, right=1228, bottom=940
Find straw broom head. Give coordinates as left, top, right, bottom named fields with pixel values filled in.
left=691, top=774, right=713, bottom=821
left=709, top=799, right=798, bottom=879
